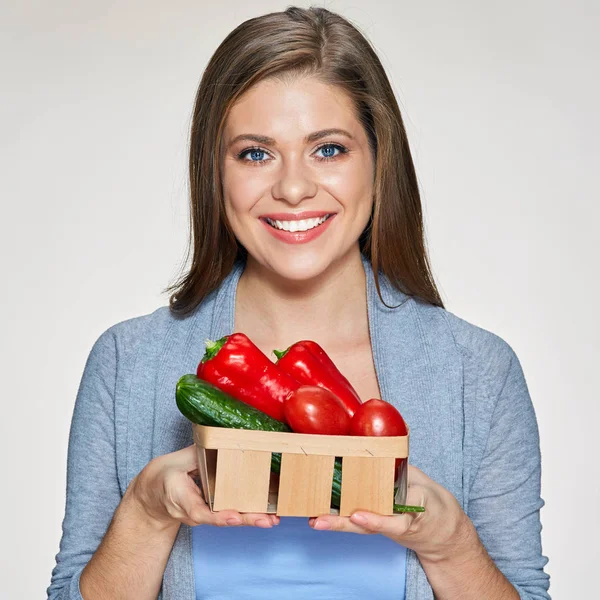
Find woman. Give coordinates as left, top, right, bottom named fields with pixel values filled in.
left=47, top=6, right=550, bottom=600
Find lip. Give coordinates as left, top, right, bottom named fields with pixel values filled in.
left=259, top=211, right=335, bottom=221
left=261, top=213, right=336, bottom=245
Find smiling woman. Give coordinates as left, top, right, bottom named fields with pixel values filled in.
left=48, top=5, right=550, bottom=600
left=165, top=8, right=443, bottom=316
left=220, top=77, right=375, bottom=278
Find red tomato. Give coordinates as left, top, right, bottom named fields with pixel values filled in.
left=349, top=398, right=408, bottom=474
left=284, top=385, right=351, bottom=435
left=349, top=398, right=408, bottom=436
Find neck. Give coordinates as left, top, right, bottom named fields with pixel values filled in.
left=235, top=246, right=369, bottom=349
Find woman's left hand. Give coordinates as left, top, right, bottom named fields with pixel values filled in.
left=308, top=464, right=476, bottom=563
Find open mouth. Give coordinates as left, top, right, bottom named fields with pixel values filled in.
left=262, top=214, right=334, bottom=233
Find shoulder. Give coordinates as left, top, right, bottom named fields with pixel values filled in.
left=408, top=297, right=520, bottom=395
left=88, top=296, right=216, bottom=371
left=89, top=306, right=168, bottom=355
left=409, top=301, right=540, bottom=477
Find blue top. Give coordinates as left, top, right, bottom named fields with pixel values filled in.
left=192, top=517, right=406, bottom=599
left=47, top=254, right=550, bottom=600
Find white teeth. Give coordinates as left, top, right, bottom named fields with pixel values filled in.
left=266, top=215, right=330, bottom=232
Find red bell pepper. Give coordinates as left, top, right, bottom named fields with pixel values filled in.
left=197, top=333, right=300, bottom=422
left=273, top=340, right=362, bottom=418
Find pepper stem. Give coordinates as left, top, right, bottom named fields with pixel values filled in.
left=272, top=345, right=291, bottom=361
left=203, top=336, right=228, bottom=362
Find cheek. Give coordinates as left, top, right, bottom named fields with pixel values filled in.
left=223, top=164, right=265, bottom=217
left=325, top=166, right=373, bottom=214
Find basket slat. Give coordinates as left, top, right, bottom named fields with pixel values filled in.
left=213, top=448, right=271, bottom=512
left=194, top=424, right=407, bottom=457
left=277, top=454, right=335, bottom=516
left=339, top=456, right=395, bottom=516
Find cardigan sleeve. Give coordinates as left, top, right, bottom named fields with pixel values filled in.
left=47, top=327, right=123, bottom=599
left=467, top=345, right=551, bottom=599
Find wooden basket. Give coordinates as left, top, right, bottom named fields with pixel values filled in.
left=193, top=424, right=409, bottom=517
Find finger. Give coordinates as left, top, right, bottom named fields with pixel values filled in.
left=213, top=511, right=277, bottom=528
left=161, top=444, right=198, bottom=473
left=404, top=485, right=427, bottom=512
left=171, top=495, right=211, bottom=527
left=180, top=506, right=279, bottom=529
left=195, top=508, right=280, bottom=528
left=166, top=481, right=211, bottom=526
left=309, top=511, right=417, bottom=538
left=309, top=515, right=373, bottom=535
left=349, top=511, right=414, bottom=538
left=236, top=512, right=280, bottom=528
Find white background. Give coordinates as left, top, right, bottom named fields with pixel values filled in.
left=2, top=1, right=598, bottom=598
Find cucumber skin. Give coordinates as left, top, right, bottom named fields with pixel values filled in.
left=176, top=374, right=290, bottom=433
left=177, top=374, right=421, bottom=513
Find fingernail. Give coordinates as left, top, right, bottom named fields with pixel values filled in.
left=226, top=518, right=242, bottom=526
left=256, top=518, right=272, bottom=527
left=314, top=519, right=331, bottom=530
left=351, top=513, right=367, bottom=525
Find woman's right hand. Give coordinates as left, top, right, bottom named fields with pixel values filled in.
left=128, top=444, right=280, bottom=529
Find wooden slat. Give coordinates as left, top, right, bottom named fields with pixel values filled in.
left=194, top=431, right=218, bottom=510
left=212, top=448, right=271, bottom=513
left=277, top=453, right=335, bottom=516
left=193, top=424, right=408, bottom=458
left=195, top=446, right=211, bottom=508
left=339, top=456, right=395, bottom=516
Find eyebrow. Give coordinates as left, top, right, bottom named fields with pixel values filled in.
left=228, top=128, right=354, bottom=148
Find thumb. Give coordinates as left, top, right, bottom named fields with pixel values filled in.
left=350, top=511, right=413, bottom=536
left=168, top=444, right=199, bottom=472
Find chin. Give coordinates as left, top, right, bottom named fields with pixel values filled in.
left=263, top=250, right=336, bottom=282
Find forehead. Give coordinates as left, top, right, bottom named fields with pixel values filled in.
left=224, top=77, right=360, bottom=140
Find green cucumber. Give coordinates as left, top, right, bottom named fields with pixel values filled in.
left=176, top=374, right=423, bottom=514
left=176, top=374, right=290, bottom=432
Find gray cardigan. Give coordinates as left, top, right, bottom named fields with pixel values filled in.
left=48, top=255, right=551, bottom=599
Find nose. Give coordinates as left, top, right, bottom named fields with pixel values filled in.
left=271, top=156, right=318, bottom=205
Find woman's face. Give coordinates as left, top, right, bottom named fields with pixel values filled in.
left=221, top=76, right=375, bottom=281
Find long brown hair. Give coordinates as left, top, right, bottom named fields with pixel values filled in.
left=165, top=6, right=444, bottom=316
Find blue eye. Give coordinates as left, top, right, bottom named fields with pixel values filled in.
left=237, top=148, right=266, bottom=165
left=236, top=142, right=348, bottom=166
left=238, top=148, right=268, bottom=163
left=315, top=143, right=345, bottom=161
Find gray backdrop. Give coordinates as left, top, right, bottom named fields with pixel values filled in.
left=1, top=1, right=598, bottom=598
